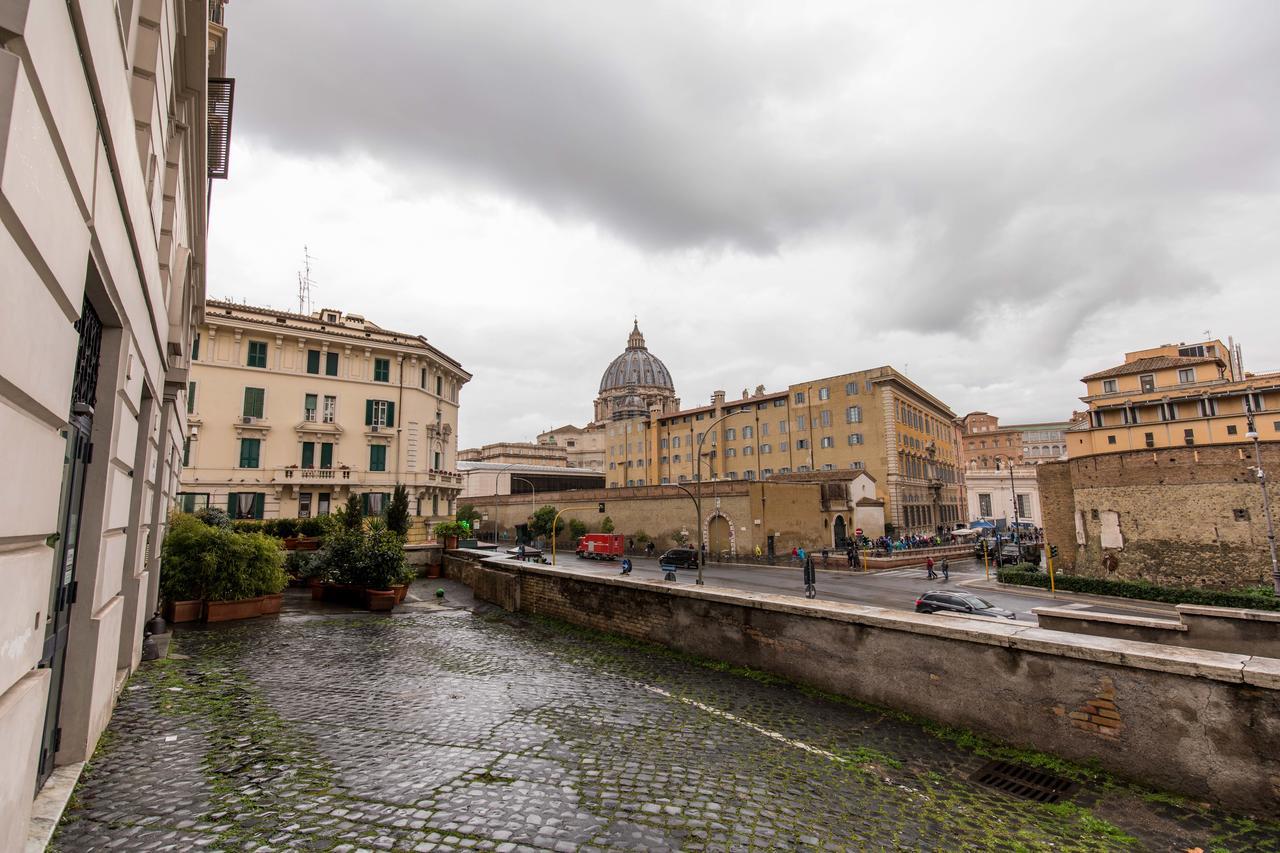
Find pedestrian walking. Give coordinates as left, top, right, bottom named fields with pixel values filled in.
left=941, top=558, right=950, bottom=581
left=797, top=546, right=807, bottom=565
left=846, top=546, right=855, bottom=569
left=620, top=558, right=632, bottom=576
left=926, top=556, right=937, bottom=580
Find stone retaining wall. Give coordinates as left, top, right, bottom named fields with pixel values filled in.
left=444, top=550, right=1280, bottom=815
left=1034, top=604, right=1280, bottom=658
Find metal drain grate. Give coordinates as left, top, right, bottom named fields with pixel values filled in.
left=970, top=760, right=1079, bottom=803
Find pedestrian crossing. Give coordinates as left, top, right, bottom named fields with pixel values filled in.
left=872, top=567, right=980, bottom=578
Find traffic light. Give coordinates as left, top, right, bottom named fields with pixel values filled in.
left=598, top=502, right=606, bottom=513
left=1049, top=545, right=1059, bottom=558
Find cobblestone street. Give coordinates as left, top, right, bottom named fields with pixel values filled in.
left=54, top=587, right=1280, bottom=852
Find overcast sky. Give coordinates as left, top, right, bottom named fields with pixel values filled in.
left=209, top=1, right=1280, bottom=448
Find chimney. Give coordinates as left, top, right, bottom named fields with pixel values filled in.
left=712, top=390, right=725, bottom=407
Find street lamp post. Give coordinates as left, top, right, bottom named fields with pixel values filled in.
left=694, top=410, right=737, bottom=585
left=1245, top=405, right=1280, bottom=594
left=1008, top=463, right=1018, bottom=545
left=510, top=476, right=536, bottom=546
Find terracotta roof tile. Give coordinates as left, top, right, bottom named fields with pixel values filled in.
left=1082, top=356, right=1217, bottom=382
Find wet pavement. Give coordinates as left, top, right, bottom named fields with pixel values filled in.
left=53, top=584, right=1279, bottom=852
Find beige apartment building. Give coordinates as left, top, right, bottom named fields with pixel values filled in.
left=0, top=1, right=223, bottom=845
left=1069, top=338, right=1280, bottom=457
left=181, top=301, right=470, bottom=521
left=604, top=368, right=964, bottom=537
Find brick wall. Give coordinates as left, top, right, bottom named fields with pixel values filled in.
left=1038, top=443, right=1279, bottom=588
left=1038, top=462, right=1077, bottom=572
left=474, top=482, right=834, bottom=553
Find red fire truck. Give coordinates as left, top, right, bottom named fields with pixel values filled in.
left=576, top=533, right=624, bottom=560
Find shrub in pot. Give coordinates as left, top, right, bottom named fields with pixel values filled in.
left=317, top=527, right=364, bottom=587
left=359, top=519, right=406, bottom=590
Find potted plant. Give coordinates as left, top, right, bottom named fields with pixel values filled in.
left=433, top=520, right=467, bottom=550
left=359, top=520, right=405, bottom=612
left=160, top=514, right=213, bottom=623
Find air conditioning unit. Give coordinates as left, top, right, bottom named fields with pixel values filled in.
left=242, top=416, right=255, bottom=425
left=371, top=424, right=380, bottom=433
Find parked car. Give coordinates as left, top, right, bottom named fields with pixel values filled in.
left=915, top=591, right=1015, bottom=619
left=658, top=548, right=699, bottom=571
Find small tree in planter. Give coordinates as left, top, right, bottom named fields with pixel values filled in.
left=601, top=515, right=615, bottom=534
left=341, top=494, right=363, bottom=530
left=568, top=518, right=588, bottom=541
left=360, top=519, right=407, bottom=610
left=386, top=484, right=411, bottom=538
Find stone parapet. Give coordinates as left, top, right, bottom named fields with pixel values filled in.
left=446, top=551, right=1280, bottom=815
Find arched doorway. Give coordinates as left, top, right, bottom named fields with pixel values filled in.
left=833, top=515, right=847, bottom=547
left=708, top=515, right=732, bottom=555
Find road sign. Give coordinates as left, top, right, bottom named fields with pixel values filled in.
left=854, top=528, right=863, bottom=536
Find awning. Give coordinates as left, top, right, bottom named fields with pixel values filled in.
left=969, top=520, right=996, bottom=529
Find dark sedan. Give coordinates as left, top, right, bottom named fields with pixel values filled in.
left=915, top=591, right=1015, bottom=620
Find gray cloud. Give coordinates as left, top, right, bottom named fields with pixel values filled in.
left=215, top=1, right=1280, bottom=441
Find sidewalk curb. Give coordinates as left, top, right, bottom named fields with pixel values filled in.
left=960, top=578, right=1179, bottom=615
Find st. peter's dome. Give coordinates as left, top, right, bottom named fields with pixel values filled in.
left=598, top=321, right=674, bottom=393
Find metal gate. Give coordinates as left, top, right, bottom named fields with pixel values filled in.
left=36, top=299, right=100, bottom=790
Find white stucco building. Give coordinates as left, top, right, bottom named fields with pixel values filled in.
left=964, top=467, right=1043, bottom=529
left=0, top=1, right=224, bottom=843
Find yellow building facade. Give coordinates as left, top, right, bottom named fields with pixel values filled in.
left=603, top=367, right=964, bottom=537
left=181, top=301, right=471, bottom=520
left=1070, top=339, right=1280, bottom=457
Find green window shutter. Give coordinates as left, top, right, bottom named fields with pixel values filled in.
left=301, top=442, right=314, bottom=468
left=326, top=352, right=339, bottom=375
left=320, top=442, right=333, bottom=468
left=370, top=445, right=386, bottom=472
left=365, top=400, right=373, bottom=426
left=191, top=333, right=200, bottom=361
left=361, top=493, right=370, bottom=516
left=247, top=341, right=267, bottom=368
left=385, top=401, right=395, bottom=428
left=240, top=438, right=260, bottom=469
left=253, top=493, right=265, bottom=519
left=228, top=492, right=237, bottom=512
left=306, top=350, right=320, bottom=374
left=374, top=358, right=390, bottom=382
left=182, top=438, right=191, bottom=467
left=187, top=381, right=196, bottom=414
left=243, top=387, right=264, bottom=418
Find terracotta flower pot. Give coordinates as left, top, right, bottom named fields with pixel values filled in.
left=204, top=597, right=262, bottom=623
left=426, top=563, right=441, bottom=579
left=165, top=599, right=203, bottom=624
left=309, top=579, right=325, bottom=600
left=365, top=588, right=397, bottom=612
left=392, top=583, right=409, bottom=603
left=259, top=593, right=284, bottom=615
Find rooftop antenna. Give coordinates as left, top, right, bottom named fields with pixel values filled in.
left=297, top=245, right=317, bottom=315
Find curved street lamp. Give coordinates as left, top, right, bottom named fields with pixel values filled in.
left=691, top=409, right=738, bottom=584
